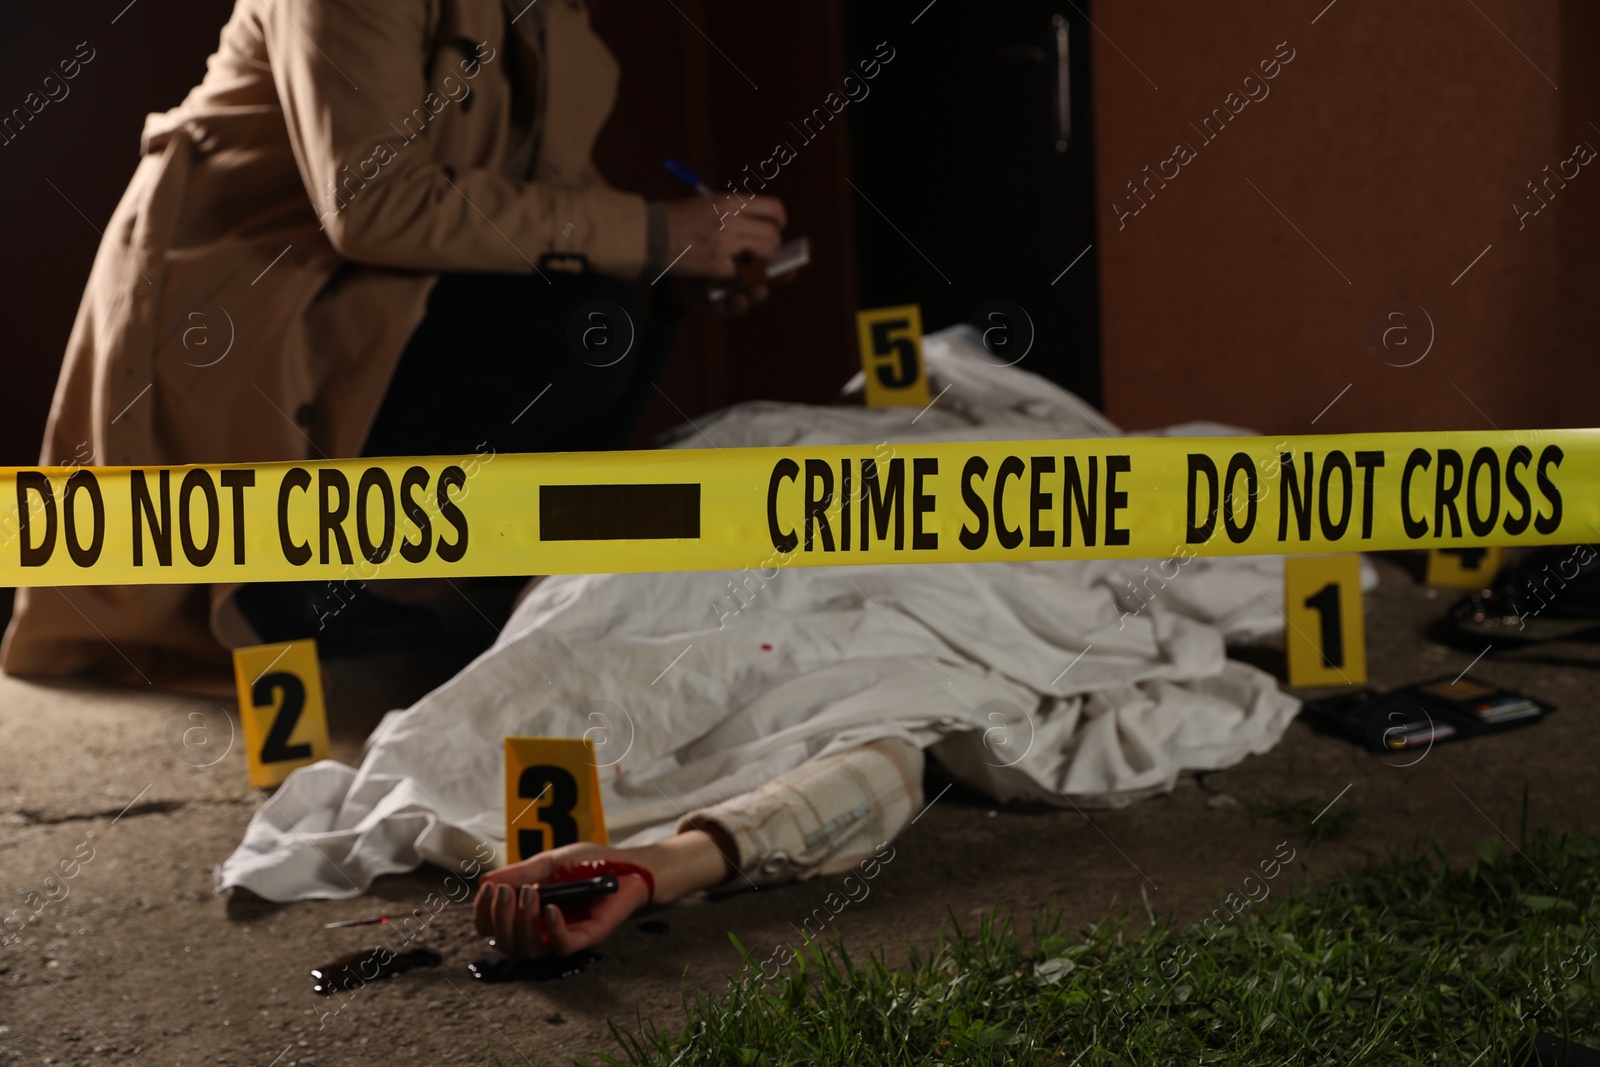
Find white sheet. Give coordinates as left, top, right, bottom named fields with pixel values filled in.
left=218, top=328, right=1331, bottom=902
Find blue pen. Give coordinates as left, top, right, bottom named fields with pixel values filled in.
left=663, top=157, right=715, bottom=198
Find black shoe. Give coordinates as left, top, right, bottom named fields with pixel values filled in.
left=232, top=581, right=441, bottom=658
left=1434, top=546, right=1600, bottom=652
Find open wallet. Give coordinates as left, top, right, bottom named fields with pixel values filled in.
left=1298, top=676, right=1556, bottom=754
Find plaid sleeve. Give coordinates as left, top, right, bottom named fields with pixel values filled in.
left=676, top=738, right=924, bottom=887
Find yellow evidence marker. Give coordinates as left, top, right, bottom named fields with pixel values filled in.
left=504, top=737, right=609, bottom=864
left=1283, top=554, right=1367, bottom=687
left=1425, top=546, right=1505, bottom=589
left=233, top=639, right=331, bottom=788
left=856, top=304, right=930, bottom=408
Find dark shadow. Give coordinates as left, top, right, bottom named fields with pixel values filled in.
left=1226, top=645, right=1287, bottom=682
left=320, top=577, right=527, bottom=747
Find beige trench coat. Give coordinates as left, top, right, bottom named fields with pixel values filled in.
left=2, top=0, right=650, bottom=692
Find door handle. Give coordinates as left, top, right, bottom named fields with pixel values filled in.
left=1053, top=14, right=1071, bottom=152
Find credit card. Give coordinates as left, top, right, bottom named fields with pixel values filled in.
left=1384, top=722, right=1458, bottom=749
left=1475, top=699, right=1542, bottom=724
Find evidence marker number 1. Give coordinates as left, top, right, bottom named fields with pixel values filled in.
left=1283, top=554, right=1368, bottom=688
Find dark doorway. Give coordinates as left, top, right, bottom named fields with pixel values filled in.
left=844, top=0, right=1102, bottom=405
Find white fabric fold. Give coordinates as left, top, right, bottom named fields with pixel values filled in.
left=218, top=327, right=1330, bottom=901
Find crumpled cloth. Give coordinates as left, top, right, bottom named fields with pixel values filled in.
left=218, top=327, right=1355, bottom=901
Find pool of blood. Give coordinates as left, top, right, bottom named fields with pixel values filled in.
left=466, top=949, right=601, bottom=982
left=310, top=946, right=442, bottom=995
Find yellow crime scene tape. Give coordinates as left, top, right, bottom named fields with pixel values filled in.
left=0, top=429, right=1592, bottom=587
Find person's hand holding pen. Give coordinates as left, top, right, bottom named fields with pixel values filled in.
left=660, top=158, right=787, bottom=314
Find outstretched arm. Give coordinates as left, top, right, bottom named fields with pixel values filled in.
left=473, top=738, right=924, bottom=958
left=474, top=826, right=736, bottom=957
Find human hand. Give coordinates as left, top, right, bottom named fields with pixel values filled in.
left=662, top=194, right=786, bottom=293
left=472, top=829, right=734, bottom=957
left=473, top=843, right=652, bottom=958
left=704, top=257, right=801, bottom=315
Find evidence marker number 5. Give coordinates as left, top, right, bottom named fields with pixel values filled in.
left=856, top=304, right=930, bottom=408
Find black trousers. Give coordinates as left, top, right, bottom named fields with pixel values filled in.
left=362, top=271, right=680, bottom=459
left=231, top=272, right=679, bottom=651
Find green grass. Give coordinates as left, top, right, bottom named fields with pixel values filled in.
left=1247, top=792, right=1359, bottom=844
left=532, top=826, right=1600, bottom=1066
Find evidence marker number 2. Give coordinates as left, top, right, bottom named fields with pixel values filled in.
left=233, top=638, right=331, bottom=788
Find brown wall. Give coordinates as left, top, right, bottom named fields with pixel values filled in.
left=0, top=2, right=235, bottom=468
left=590, top=0, right=859, bottom=447
left=1093, top=0, right=1592, bottom=436
left=1557, top=0, right=1600, bottom=427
